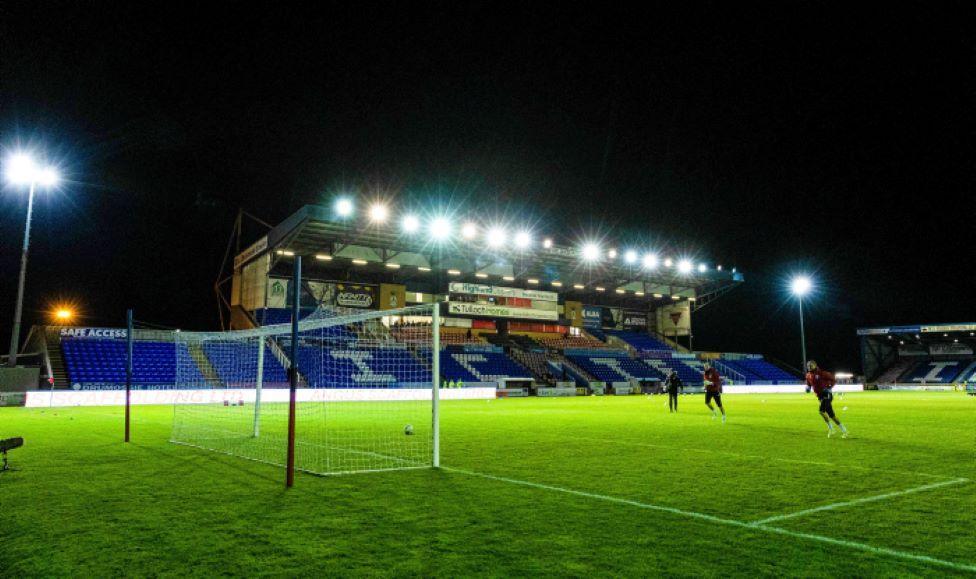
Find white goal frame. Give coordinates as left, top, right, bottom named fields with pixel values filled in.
left=170, top=302, right=441, bottom=482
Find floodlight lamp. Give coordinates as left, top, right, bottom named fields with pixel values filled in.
left=335, top=197, right=354, bottom=217
left=429, top=217, right=452, bottom=240
left=791, top=275, right=812, bottom=297
left=643, top=254, right=659, bottom=269
left=542, top=238, right=553, bottom=249
left=486, top=226, right=507, bottom=248
left=624, top=250, right=638, bottom=264
left=607, top=249, right=617, bottom=259
left=4, top=153, right=37, bottom=185
left=663, top=258, right=674, bottom=268
left=678, top=259, right=693, bottom=274
left=697, top=263, right=707, bottom=273
left=581, top=243, right=601, bottom=262
left=514, top=231, right=532, bottom=250
left=401, top=214, right=420, bottom=233
left=368, top=203, right=389, bottom=223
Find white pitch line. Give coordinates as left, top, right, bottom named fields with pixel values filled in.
left=750, top=477, right=970, bottom=525
left=443, top=466, right=976, bottom=574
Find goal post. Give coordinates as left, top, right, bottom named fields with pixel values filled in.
left=253, top=338, right=264, bottom=437
left=170, top=303, right=440, bottom=481
left=432, top=302, right=440, bottom=468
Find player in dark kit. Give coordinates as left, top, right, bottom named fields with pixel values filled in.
left=806, top=360, right=849, bottom=438
left=665, top=369, right=683, bottom=413
left=702, top=363, right=726, bottom=423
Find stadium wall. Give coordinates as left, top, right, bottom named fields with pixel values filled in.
left=19, top=384, right=864, bottom=407
left=24, top=387, right=498, bottom=408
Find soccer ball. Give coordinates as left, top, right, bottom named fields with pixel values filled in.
left=404, top=424, right=414, bottom=436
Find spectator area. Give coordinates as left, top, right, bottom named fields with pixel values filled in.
left=62, top=338, right=204, bottom=387
left=606, top=330, right=673, bottom=352
left=565, top=351, right=664, bottom=383
left=899, top=360, right=967, bottom=384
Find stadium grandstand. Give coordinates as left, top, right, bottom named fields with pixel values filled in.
left=858, top=323, right=976, bottom=393
left=11, top=200, right=810, bottom=397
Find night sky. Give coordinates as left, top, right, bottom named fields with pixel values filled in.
left=1, top=3, right=972, bottom=373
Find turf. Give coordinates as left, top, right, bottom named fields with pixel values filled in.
left=1, top=391, right=974, bottom=577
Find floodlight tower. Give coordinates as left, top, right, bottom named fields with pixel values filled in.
left=790, top=275, right=813, bottom=372
left=4, top=153, right=60, bottom=367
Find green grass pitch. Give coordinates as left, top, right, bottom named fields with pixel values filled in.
left=1, top=391, right=974, bottom=576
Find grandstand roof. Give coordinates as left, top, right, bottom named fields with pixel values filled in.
left=237, top=204, right=744, bottom=310
left=857, top=323, right=976, bottom=337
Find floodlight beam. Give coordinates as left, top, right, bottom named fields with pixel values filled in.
left=581, top=243, right=601, bottom=262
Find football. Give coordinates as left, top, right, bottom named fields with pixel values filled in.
left=404, top=424, right=414, bottom=436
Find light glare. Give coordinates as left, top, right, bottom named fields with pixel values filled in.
left=368, top=203, right=389, bottom=223
left=4, top=153, right=37, bottom=185
left=678, top=259, right=693, bottom=274
left=335, top=197, right=354, bottom=217
left=791, top=275, right=812, bottom=297
left=581, top=243, right=601, bottom=262
left=624, top=250, right=638, bottom=264
left=39, top=167, right=60, bottom=187
left=429, top=217, right=452, bottom=240
left=643, top=254, right=659, bottom=269
left=514, top=231, right=532, bottom=249
left=401, top=214, right=420, bottom=233
left=486, top=226, right=507, bottom=248
left=461, top=222, right=478, bottom=240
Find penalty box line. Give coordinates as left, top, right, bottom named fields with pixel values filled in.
left=442, top=466, right=976, bottom=574
left=750, top=477, right=970, bottom=525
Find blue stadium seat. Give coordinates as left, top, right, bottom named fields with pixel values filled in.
left=438, top=352, right=480, bottom=382
left=449, top=351, right=532, bottom=382
left=605, top=330, right=673, bottom=352
left=899, top=360, right=967, bottom=384
left=295, top=345, right=432, bottom=388
left=566, top=351, right=664, bottom=382
left=642, top=355, right=702, bottom=384
left=719, top=358, right=799, bottom=384
left=62, top=338, right=204, bottom=388
left=203, top=342, right=288, bottom=386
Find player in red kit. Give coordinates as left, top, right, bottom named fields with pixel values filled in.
left=806, top=360, right=849, bottom=438
left=702, top=363, right=726, bottom=423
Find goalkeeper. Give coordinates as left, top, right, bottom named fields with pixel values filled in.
left=664, top=370, right=683, bottom=413
left=703, top=363, right=726, bottom=423
left=806, top=360, right=849, bottom=438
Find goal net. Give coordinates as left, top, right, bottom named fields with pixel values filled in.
left=170, top=304, right=439, bottom=477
